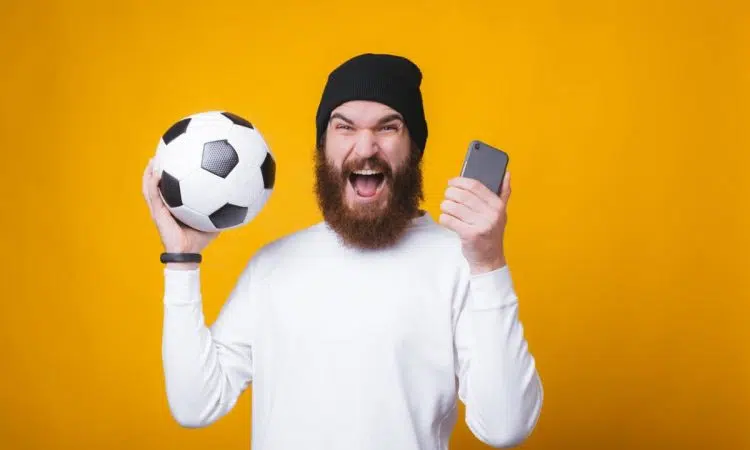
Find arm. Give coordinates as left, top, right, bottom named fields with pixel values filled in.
left=453, top=264, right=543, bottom=448
left=161, top=259, right=257, bottom=428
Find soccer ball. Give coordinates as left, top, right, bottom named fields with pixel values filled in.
left=153, top=111, right=276, bottom=232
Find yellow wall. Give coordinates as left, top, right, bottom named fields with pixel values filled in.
left=2, top=0, right=748, bottom=448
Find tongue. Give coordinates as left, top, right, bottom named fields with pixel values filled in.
left=353, top=175, right=380, bottom=197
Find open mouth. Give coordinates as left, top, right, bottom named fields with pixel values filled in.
left=348, top=169, right=386, bottom=198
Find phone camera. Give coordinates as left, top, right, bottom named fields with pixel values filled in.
left=474, top=143, right=481, bottom=150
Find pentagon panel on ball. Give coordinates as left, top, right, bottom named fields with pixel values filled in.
left=153, top=110, right=276, bottom=232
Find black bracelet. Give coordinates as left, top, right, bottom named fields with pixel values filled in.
left=160, top=252, right=202, bottom=264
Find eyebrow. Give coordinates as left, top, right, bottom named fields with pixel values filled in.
left=330, top=112, right=354, bottom=124
left=376, top=114, right=404, bottom=125
left=329, top=112, right=404, bottom=126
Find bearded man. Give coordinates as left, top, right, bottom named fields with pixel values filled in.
left=142, top=53, right=543, bottom=450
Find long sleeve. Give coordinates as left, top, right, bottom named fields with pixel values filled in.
left=453, top=264, right=543, bottom=448
left=161, top=260, right=257, bottom=428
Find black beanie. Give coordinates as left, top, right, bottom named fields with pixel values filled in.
left=315, top=53, right=428, bottom=155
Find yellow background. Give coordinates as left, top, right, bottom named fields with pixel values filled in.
left=2, top=0, right=748, bottom=448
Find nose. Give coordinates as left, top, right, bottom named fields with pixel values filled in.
left=353, top=130, right=379, bottom=159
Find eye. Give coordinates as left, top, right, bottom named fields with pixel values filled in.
left=380, top=123, right=400, bottom=131
left=335, top=123, right=353, bottom=130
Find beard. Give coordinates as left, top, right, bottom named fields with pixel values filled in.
left=314, top=143, right=424, bottom=250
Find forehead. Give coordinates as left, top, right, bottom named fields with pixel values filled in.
left=330, top=100, right=402, bottom=123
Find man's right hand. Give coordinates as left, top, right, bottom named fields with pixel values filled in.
left=142, top=158, right=219, bottom=270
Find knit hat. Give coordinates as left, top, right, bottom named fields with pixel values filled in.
left=315, top=53, right=429, bottom=155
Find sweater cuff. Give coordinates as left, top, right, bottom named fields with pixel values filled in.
left=163, top=268, right=202, bottom=306
left=467, top=264, right=518, bottom=310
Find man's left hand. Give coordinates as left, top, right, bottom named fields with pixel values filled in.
left=439, top=171, right=511, bottom=275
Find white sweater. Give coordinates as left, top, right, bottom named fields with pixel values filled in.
left=161, top=212, right=543, bottom=449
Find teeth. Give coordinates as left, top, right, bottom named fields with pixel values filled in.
left=353, top=169, right=381, bottom=175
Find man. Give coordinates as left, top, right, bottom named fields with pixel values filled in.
left=142, top=53, right=543, bottom=449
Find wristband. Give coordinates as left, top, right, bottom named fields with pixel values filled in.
left=160, top=252, right=202, bottom=264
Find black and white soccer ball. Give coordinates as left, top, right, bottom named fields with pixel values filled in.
left=153, top=111, right=276, bottom=232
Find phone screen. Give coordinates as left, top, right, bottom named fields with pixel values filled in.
left=460, top=141, right=509, bottom=195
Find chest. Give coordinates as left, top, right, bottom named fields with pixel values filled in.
left=252, top=255, right=459, bottom=372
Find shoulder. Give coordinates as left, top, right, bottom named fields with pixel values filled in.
left=396, top=213, right=472, bottom=281
left=259, top=220, right=331, bottom=254
left=242, top=221, right=330, bottom=277
left=408, top=213, right=465, bottom=256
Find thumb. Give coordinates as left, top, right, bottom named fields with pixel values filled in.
left=499, top=171, right=511, bottom=204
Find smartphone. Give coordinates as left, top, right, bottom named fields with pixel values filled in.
left=459, top=140, right=509, bottom=195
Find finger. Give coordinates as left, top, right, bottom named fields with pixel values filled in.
left=444, top=186, right=487, bottom=214
left=148, top=169, right=175, bottom=229
left=499, top=171, right=511, bottom=204
left=440, top=199, right=488, bottom=227
left=142, top=159, right=152, bottom=194
left=147, top=163, right=165, bottom=209
left=148, top=166, right=183, bottom=232
left=448, top=177, right=503, bottom=210
left=142, top=159, right=155, bottom=216
left=438, top=212, right=473, bottom=237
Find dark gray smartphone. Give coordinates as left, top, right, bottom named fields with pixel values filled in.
left=459, top=140, right=509, bottom=195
